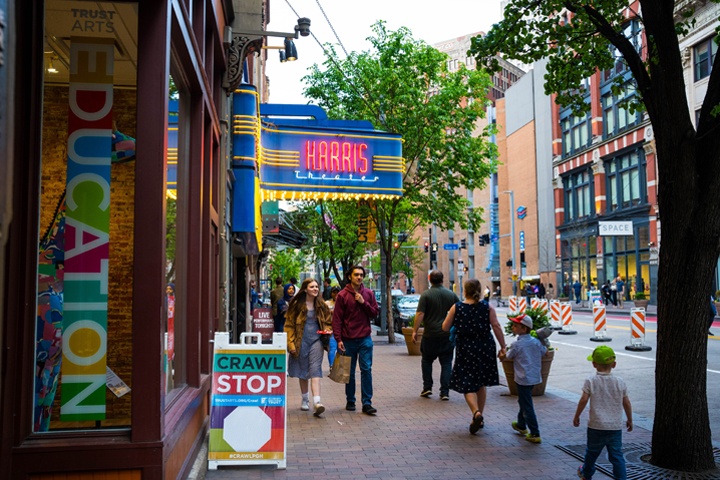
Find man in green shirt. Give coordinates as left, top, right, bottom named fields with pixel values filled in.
left=412, top=270, right=459, bottom=400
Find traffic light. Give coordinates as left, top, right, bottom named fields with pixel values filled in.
left=460, top=238, right=467, bottom=249
left=463, top=266, right=469, bottom=273
left=520, top=251, right=526, bottom=266
left=397, top=233, right=408, bottom=242
left=482, top=234, right=490, bottom=244
left=424, top=241, right=429, bottom=253
left=506, top=259, right=513, bottom=267
left=394, top=241, right=400, bottom=249
left=432, top=242, right=438, bottom=252
left=479, top=236, right=485, bottom=247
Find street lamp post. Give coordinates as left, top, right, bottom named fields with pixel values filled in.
left=502, top=190, right=518, bottom=296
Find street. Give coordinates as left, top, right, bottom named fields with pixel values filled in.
left=491, top=306, right=720, bottom=445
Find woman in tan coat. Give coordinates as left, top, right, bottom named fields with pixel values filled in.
left=285, top=278, right=333, bottom=416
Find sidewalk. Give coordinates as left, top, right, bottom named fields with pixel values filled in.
left=197, top=331, right=654, bottom=479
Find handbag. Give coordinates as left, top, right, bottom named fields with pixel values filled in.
left=328, top=351, right=351, bottom=384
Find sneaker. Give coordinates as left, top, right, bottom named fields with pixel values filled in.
left=577, top=466, right=587, bottom=479
left=511, top=421, right=528, bottom=435
left=313, top=403, right=325, bottom=417
left=525, top=433, right=542, bottom=444
left=420, top=389, right=432, bottom=398
left=345, top=402, right=356, bottom=411
left=301, top=399, right=309, bottom=411
left=440, top=394, right=449, bottom=401
left=362, top=404, right=377, bottom=415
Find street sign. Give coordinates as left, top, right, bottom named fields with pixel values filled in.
left=519, top=231, right=525, bottom=250
left=443, top=243, right=459, bottom=250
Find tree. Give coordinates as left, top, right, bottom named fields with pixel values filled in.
left=268, top=247, right=306, bottom=283
left=304, top=22, right=498, bottom=342
left=469, top=1, right=720, bottom=471
left=291, top=201, right=372, bottom=288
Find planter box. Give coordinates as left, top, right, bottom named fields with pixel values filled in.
left=501, top=349, right=555, bottom=396
left=401, top=327, right=423, bottom=355
left=633, top=300, right=649, bottom=309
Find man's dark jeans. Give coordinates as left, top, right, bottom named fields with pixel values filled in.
left=420, top=336, right=454, bottom=395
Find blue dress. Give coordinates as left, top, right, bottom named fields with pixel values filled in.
left=287, top=310, right=324, bottom=379
left=449, top=301, right=500, bottom=393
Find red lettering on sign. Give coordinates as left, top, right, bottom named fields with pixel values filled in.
left=305, top=140, right=370, bottom=173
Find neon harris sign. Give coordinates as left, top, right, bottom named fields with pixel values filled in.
left=298, top=140, right=379, bottom=183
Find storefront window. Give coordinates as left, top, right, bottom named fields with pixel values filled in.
left=35, top=0, right=138, bottom=432
left=605, top=149, right=645, bottom=212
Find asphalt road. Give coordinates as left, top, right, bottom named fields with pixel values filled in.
left=492, top=306, right=720, bottom=446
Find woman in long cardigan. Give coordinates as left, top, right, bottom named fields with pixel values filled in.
left=285, top=278, right=333, bottom=416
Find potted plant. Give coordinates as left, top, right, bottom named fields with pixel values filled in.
left=501, top=307, right=555, bottom=396
left=401, top=315, right=422, bottom=355
left=633, top=292, right=649, bottom=309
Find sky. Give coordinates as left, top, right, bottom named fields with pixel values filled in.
left=265, top=0, right=505, bottom=104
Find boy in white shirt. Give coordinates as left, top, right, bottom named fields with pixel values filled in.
left=573, top=346, right=633, bottom=480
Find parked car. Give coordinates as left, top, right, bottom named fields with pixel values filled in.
left=372, top=289, right=405, bottom=328
left=393, top=294, right=420, bottom=332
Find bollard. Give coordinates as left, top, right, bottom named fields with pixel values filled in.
left=509, top=296, right=518, bottom=312
left=549, top=300, right=562, bottom=330
left=557, top=302, right=577, bottom=335
left=590, top=304, right=612, bottom=342
left=517, top=297, right=527, bottom=314
left=626, top=308, right=652, bottom=352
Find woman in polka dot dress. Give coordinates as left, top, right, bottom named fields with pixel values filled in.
left=443, top=278, right=507, bottom=434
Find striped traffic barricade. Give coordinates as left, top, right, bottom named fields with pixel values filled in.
left=531, top=298, right=539, bottom=310
left=538, top=299, right=549, bottom=315
left=549, top=300, right=562, bottom=330
left=557, top=302, right=577, bottom=335
left=517, top=297, right=527, bottom=314
left=590, top=304, right=612, bottom=342
left=509, top=296, right=518, bottom=313
left=626, top=308, right=652, bottom=351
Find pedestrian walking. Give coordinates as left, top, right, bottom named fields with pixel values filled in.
left=499, top=313, right=546, bottom=444
left=324, top=286, right=341, bottom=367
left=270, top=277, right=285, bottom=332
left=573, top=280, right=582, bottom=305
left=332, top=265, right=380, bottom=415
left=285, top=279, right=333, bottom=417
left=442, top=279, right=506, bottom=434
left=537, top=282, right=546, bottom=299
left=574, top=346, right=633, bottom=480
left=322, top=277, right=332, bottom=301
left=615, top=276, right=625, bottom=308
left=412, top=270, right=459, bottom=400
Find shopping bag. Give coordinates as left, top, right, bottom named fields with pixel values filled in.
left=329, top=352, right=351, bottom=384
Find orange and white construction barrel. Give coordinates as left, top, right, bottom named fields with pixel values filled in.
left=557, top=302, right=577, bottom=335
left=590, top=304, right=612, bottom=342
left=626, top=307, right=652, bottom=351
left=549, top=300, right=562, bottom=330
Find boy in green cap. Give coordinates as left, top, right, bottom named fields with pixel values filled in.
left=573, top=346, right=633, bottom=480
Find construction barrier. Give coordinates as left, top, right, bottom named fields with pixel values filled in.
left=549, top=300, right=562, bottom=330
left=538, top=299, right=549, bottom=315
left=626, top=308, right=652, bottom=352
left=590, top=304, right=612, bottom=342
left=531, top=298, right=539, bottom=310
left=509, top=296, right=517, bottom=312
left=508, top=296, right=527, bottom=314
left=517, top=297, right=527, bottom=314
left=557, top=302, right=577, bottom=335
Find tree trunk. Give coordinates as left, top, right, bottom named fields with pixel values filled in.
left=648, top=104, right=717, bottom=471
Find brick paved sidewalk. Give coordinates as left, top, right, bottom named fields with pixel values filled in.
left=198, top=332, right=651, bottom=479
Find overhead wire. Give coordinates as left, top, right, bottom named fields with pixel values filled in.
left=281, top=0, right=387, bottom=129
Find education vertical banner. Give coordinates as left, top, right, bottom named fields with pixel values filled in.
left=208, top=332, right=288, bottom=470
left=61, top=37, right=114, bottom=421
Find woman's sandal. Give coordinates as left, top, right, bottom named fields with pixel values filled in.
left=469, top=410, right=484, bottom=434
